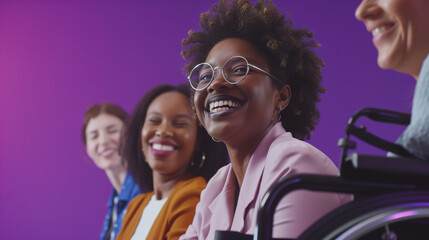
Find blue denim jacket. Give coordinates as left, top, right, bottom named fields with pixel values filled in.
left=100, top=173, right=141, bottom=240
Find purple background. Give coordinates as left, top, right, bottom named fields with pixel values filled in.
left=0, top=1, right=416, bottom=239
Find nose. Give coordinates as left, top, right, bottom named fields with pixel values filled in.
left=206, top=68, right=230, bottom=93
left=155, top=122, right=173, bottom=138
left=99, top=131, right=111, bottom=146
left=355, top=0, right=380, bottom=22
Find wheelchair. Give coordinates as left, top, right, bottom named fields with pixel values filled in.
left=253, top=108, right=429, bottom=240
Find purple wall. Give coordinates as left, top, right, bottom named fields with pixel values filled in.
left=0, top=1, right=415, bottom=239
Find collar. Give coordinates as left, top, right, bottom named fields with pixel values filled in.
left=107, top=172, right=140, bottom=207
left=208, top=165, right=237, bottom=230
left=232, top=123, right=286, bottom=228
left=239, top=123, right=286, bottom=200
left=207, top=123, right=287, bottom=231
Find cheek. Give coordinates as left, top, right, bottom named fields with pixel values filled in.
left=193, top=93, right=206, bottom=123
left=181, top=130, right=198, bottom=155
left=86, top=143, right=98, bottom=161
left=112, top=133, right=121, bottom=145
left=248, top=85, right=277, bottom=123
left=141, top=127, right=149, bottom=149
left=86, top=143, right=94, bottom=155
left=141, top=125, right=156, bottom=160
left=182, top=131, right=196, bottom=143
left=252, top=84, right=275, bottom=107
left=110, top=133, right=121, bottom=147
left=385, top=0, right=406, bottom=16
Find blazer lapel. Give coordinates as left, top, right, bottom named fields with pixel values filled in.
left=231, top=123, right=285, bottom=233
left=230, top=148, right=265, bottom=232
left=208, top=166, right=237, bottom=232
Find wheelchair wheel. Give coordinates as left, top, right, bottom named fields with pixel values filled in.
left=298, top=191, right=429, bottom=240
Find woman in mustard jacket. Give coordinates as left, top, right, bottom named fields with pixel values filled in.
left=116, top=84, right=228, bottom=240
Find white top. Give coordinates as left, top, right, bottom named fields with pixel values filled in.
left=130, top=194, right=168, bottom=240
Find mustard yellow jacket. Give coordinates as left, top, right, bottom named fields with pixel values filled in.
left=116, top=176, right=206, bottom=240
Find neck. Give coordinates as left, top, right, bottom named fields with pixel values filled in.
left=105, top=165, right=127, bottom=194
left=411, top=62, right=421, bottom=80
left=227, top=147, right=253, bottom=188
left=152, top=169, right=190, bottom=200
left=225, top=131, right=266, bottom=188
left=405, top=49, right=429, bottom=81
left=224, top=122, right=275, bottom=188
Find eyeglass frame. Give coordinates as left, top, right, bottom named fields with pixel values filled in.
left=187, top=55, right=281, bottom=91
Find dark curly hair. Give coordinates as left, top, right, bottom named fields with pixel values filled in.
left=121, top=84, right=229, bottom=192
left=181, top=0, right=325, bottom=140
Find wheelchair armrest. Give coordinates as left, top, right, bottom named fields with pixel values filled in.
left=254, top=174, right=418, bottom=240
left=341, top=153, right=429, bottom=185
left=215, top=231, right=253, bottom=240
left=214, top=230, right=293, bottom=240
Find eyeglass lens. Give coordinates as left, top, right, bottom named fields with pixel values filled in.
left=189, top=56, right=249, bottom=90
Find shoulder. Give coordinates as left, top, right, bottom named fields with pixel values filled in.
left=266, top=133, right=338, bottom=175
left=421, top=53, right=429, bottom=75
left=211, top=164, right=231, bottom=183
left=178, top=176, right=206, bottom=192
left=204, top=164, right=231, bottom=194
left=169, top=177, right=207, bottom=202
left=165, top=177, right=207, bottom=215
left=191, top=164, right=231, bottom=207
left=124, top=173, right=142, bottom=198
left=127, top=192, right=152, bottom=211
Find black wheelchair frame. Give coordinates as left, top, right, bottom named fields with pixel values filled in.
left=253, top=108, right=429, bottom=240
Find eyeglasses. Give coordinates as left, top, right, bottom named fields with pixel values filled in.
left=188, top=56, right=280, bottom=91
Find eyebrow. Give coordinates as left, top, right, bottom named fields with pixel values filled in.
left=245, top=57, right=260, bottom=65
left=106, top=124, right=120, bottom=130
left=208, top=56, right=261, bottom=67
left=174, top=114, right=193, bottom=120
left=87, top=124, right=120, bottom=135
left=147, top=112, right=162, bottom=118
left=147, top=112, right=193, bottom=120
left=87, top=130, right=98, bottom=136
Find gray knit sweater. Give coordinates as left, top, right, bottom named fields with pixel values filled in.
left=397, top=54, right=429, bottom=161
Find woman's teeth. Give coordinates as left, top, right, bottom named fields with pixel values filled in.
left=209, top=100, right=241, bottom=113
left=152, top=143, right=174, bottom=151
left=372, top=25, right=390, bottom=37
left=100, top=149, right=115, bottom=157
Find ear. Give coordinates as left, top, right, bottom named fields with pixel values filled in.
left=276, top=84, right=291, bottom=111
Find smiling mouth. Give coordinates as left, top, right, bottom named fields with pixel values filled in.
left=150, top=143, right=176, bottom=158
left=151, top=143, right=175, bottom=152
left=100, top=149, right=116, bottom=157
left=372, top=24, right=394, bottom=37
left=207, top=95, right=243, bottom=114
left=210, top=100, right=242, bottom=113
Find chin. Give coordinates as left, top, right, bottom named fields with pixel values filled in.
left=377, top=53, right=396, bottom=70
left=376, top=43, right=409, bottom=72
left=207, top=122, right=240, bottom=143
left=205, top=125, right=222, bottom=140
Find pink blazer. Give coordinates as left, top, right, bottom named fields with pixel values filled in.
left=180, top=123, right=350, bottom=240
